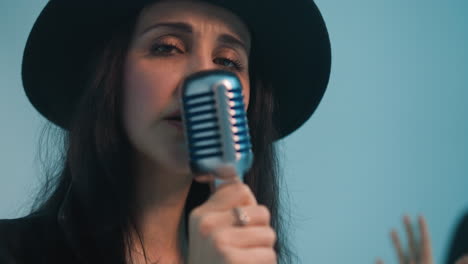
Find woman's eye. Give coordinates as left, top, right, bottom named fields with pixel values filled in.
left=150, top=43, right=183, bottom=55
left=214, top=57, right=243, bottom=71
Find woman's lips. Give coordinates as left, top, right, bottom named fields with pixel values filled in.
left=165, top=119, right=183, bottom=131
left=164, top=108, right=183, bottom=131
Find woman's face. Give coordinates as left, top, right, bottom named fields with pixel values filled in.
left=123, top=0, right=251, bottom=174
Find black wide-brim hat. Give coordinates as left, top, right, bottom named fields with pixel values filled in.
left=22, top=0, right=331, bottom=139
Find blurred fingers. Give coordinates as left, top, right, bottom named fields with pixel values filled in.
left=391, top=229, right=406, bottom=264
left=418, top=215, right=433, bottom=263
left=404, top=215, right=418, bottom=261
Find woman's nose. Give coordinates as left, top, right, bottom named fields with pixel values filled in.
left=185, top=49, right=217, bottom=75
left=175, top=48, right=218, bottom=97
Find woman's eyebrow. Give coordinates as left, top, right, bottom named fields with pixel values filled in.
left=218, top=34, right=250, bottom=55
left=140, top=22, right=193, bottom=37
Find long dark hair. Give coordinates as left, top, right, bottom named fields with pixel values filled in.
left=30, top=8, right=296, bottom=264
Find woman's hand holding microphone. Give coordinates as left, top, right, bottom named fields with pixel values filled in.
left=187, top=175, right=277, bottom=264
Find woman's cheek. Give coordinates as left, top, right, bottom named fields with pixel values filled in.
left=123, top=61, right=172, bottom=125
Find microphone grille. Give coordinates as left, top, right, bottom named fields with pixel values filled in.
left=181, top=71, right=253, bottom=178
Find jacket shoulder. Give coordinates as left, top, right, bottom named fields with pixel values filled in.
left=0, top=216, right=39, bottom=239
left=0, top=213, right=62, bottom=264
left=0, top=217, right=29, bottom=263
left=446, top=211, right=468, bottom=264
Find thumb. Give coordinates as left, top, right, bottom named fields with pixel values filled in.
left=456, top=255, right=468, bottom=264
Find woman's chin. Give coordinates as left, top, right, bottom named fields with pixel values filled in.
left=170, top=158, right=192, bottom=175
left=164, top=149, right=192, bottom=174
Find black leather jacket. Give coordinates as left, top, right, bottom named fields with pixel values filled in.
left=0, top=193, right=127, bottom=264
left=0, top=212, right=79, bottom=264
left=446, top=211, right=468, bottom=264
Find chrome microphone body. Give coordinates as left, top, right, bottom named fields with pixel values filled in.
left=181, top=70, right=253, bottom=187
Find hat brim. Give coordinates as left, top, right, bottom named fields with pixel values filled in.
left=22, top=0, right=331, bottom=139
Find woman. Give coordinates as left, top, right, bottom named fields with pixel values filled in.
left=0, top=0, right=331, bottom=263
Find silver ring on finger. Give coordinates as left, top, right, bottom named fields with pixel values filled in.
left=233, top=207, right=251, bottom=226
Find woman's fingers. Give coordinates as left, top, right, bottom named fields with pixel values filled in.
left=192, top=205, right=271, bottom=238
left=455, top=255, right=468, bottom=264
left=193, top=173, right=215, bottom=183
left=226, top=247, right=277, bottom=264
left=404, top=215, right=419, bottom=261
left=202, top=182, right=258, bottom=212
left=194, top=170, right=239, bottom=186
left=187, top=181, right=277, bottom=264
left=391, top=229, right=407, bottom=264
left=212, top=226, right=277, bottom=248
left=226, top=205, right=271, bottom=226
left=417, top=216, right=432, bottom=263
left=388, top=215, right=434, bottom=264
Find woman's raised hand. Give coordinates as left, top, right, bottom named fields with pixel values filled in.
left=377, top=215, right=434, bottom=264
left=187, top=177, right=277, bottom=264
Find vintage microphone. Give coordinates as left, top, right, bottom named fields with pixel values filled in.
left=180, top=70, right=253, bottom=189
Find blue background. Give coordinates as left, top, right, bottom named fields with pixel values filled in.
left=1, top=0, right=467, bottom=263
